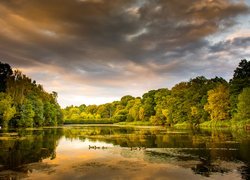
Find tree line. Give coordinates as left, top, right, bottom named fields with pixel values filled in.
left=1, top=60, right=248, bottom=128
left=63, top=59, right=250, bottom=126
left=0, top=62, right=63, bottom=128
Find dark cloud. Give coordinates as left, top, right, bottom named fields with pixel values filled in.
left=209, top=36, right=250, bottom=52
left=0, top=0, right=249, bottom=106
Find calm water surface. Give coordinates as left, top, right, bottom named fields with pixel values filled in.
left=0, top=125, right=249, bottom=179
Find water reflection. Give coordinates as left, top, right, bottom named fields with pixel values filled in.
left=0, top=128, right=63, bottom=179
left=0, top=125, right=249, bottom=179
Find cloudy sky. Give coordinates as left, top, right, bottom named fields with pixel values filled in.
left=0, top=0, right=250, bottom=107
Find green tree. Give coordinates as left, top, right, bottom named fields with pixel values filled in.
left=142, top=90, right=156, bottom=120
left=96, top=104, right=111, bottom=118
left=80, top=112, right=88, bottom=119
left=19, top=99, right=35, bottom=127
left=0, top=62, right=62, bottom=128
left=162, top=109, right=172, bottom=125
left=229, top=59, right=250, bottom=115
left=204, top=84, right=230, bottom=121
left=69, top=107, right=80, bottom=118
left=0, top=61, right=13, bottom=92
left=28, top=95, right=45, bottom=127
left=128, top=98, right=142, bottom=121
left=79, top=104, right=86, bottom=112
left=235, top=87, right=250, bottom=120
left=185, top=76, right=226, bottom=125
left=120, top=95, right=135, bottom=106
left=55, top=103, right=64, bottom=125
left=85, top=105, right=98, bottom=114
left=138, top=107, right=145, bottom=121
left=153, top=89, right=171, bottom=125
left=0, top=93, right=16, bottom=127
left=6, top=70, right=32, bottom=106
left=112, top=109, right=128, bottom=122
left=44, top=102, right=55, bottom=126
left=170, top=82, right=190, bottom=123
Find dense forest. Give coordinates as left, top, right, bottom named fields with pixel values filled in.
left=63, top=59, right=250, bottom=127
left=0, top=62, right=63, bottom=128
left=1, top=60, right=249, bottom=128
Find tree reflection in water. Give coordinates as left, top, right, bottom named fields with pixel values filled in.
left=0, top=125, right=249, bottom=179
left=63, top=126, right=250, bottom=178
left=0, top=128, right=63, bottom=171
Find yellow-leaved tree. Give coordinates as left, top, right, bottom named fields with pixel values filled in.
left=204, top=84, right=230, bottom=121
left=0, top=93, right=16, bottom=127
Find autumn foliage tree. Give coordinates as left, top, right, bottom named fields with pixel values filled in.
left=204, top=84, right=230, bottom=121
left=0, top=93, right=16, bottom=127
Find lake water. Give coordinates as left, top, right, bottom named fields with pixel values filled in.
left=0, top=125, right=249, bottom=179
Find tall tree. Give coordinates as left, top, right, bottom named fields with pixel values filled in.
left=0, top=93, right=16, bottom=127
left=128, top=98, right=142, bottom=121
left=235, top=87, right=250, bottom=120
left=0, top=61, right=13, bottom=92
left=120, top=95, right=135, bottom=106
left=204, top=84, right=230, bottom=121
left=0, top=62, right=62, bottom=128
left=229, top=59, right=250, bottom=115
left=142, top=90, right=156, bottom=120
left=31, top=96, right=45, bottom=126
left=19, top=99, right=35, bottom=127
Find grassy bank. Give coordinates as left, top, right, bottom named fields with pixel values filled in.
left=172, top=120, right=250, bottom=130
left=115, top=121, right=152, bottom=126
left=199, top=119, right=250, bottom=130
left=231, top=119, right=250, bottom=130
left=64, top=119, right=114, bottom=124
left=199, top=120, right=231, bottom=128
left=173, top=122, right=193, bottom=129
left=64, top=120, right=153, bottom=126
left=63, top=119, right=250, bottom=130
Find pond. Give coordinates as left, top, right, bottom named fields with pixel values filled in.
left=0, top=125, right=249, bottom=179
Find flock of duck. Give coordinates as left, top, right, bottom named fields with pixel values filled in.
left=130, top=147, right=147, bottom=151
left=88, top=145, right=147, bottom=151
left=88, top=145, right=108, bottom=150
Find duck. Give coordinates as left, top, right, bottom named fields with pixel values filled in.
left=138, top=147, right=147, bottom=150
left=130, top=147, right=138, bottom=151
left=130, top=146, right=146, bottom=151
left=89, top=145, right=95, bottom=149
